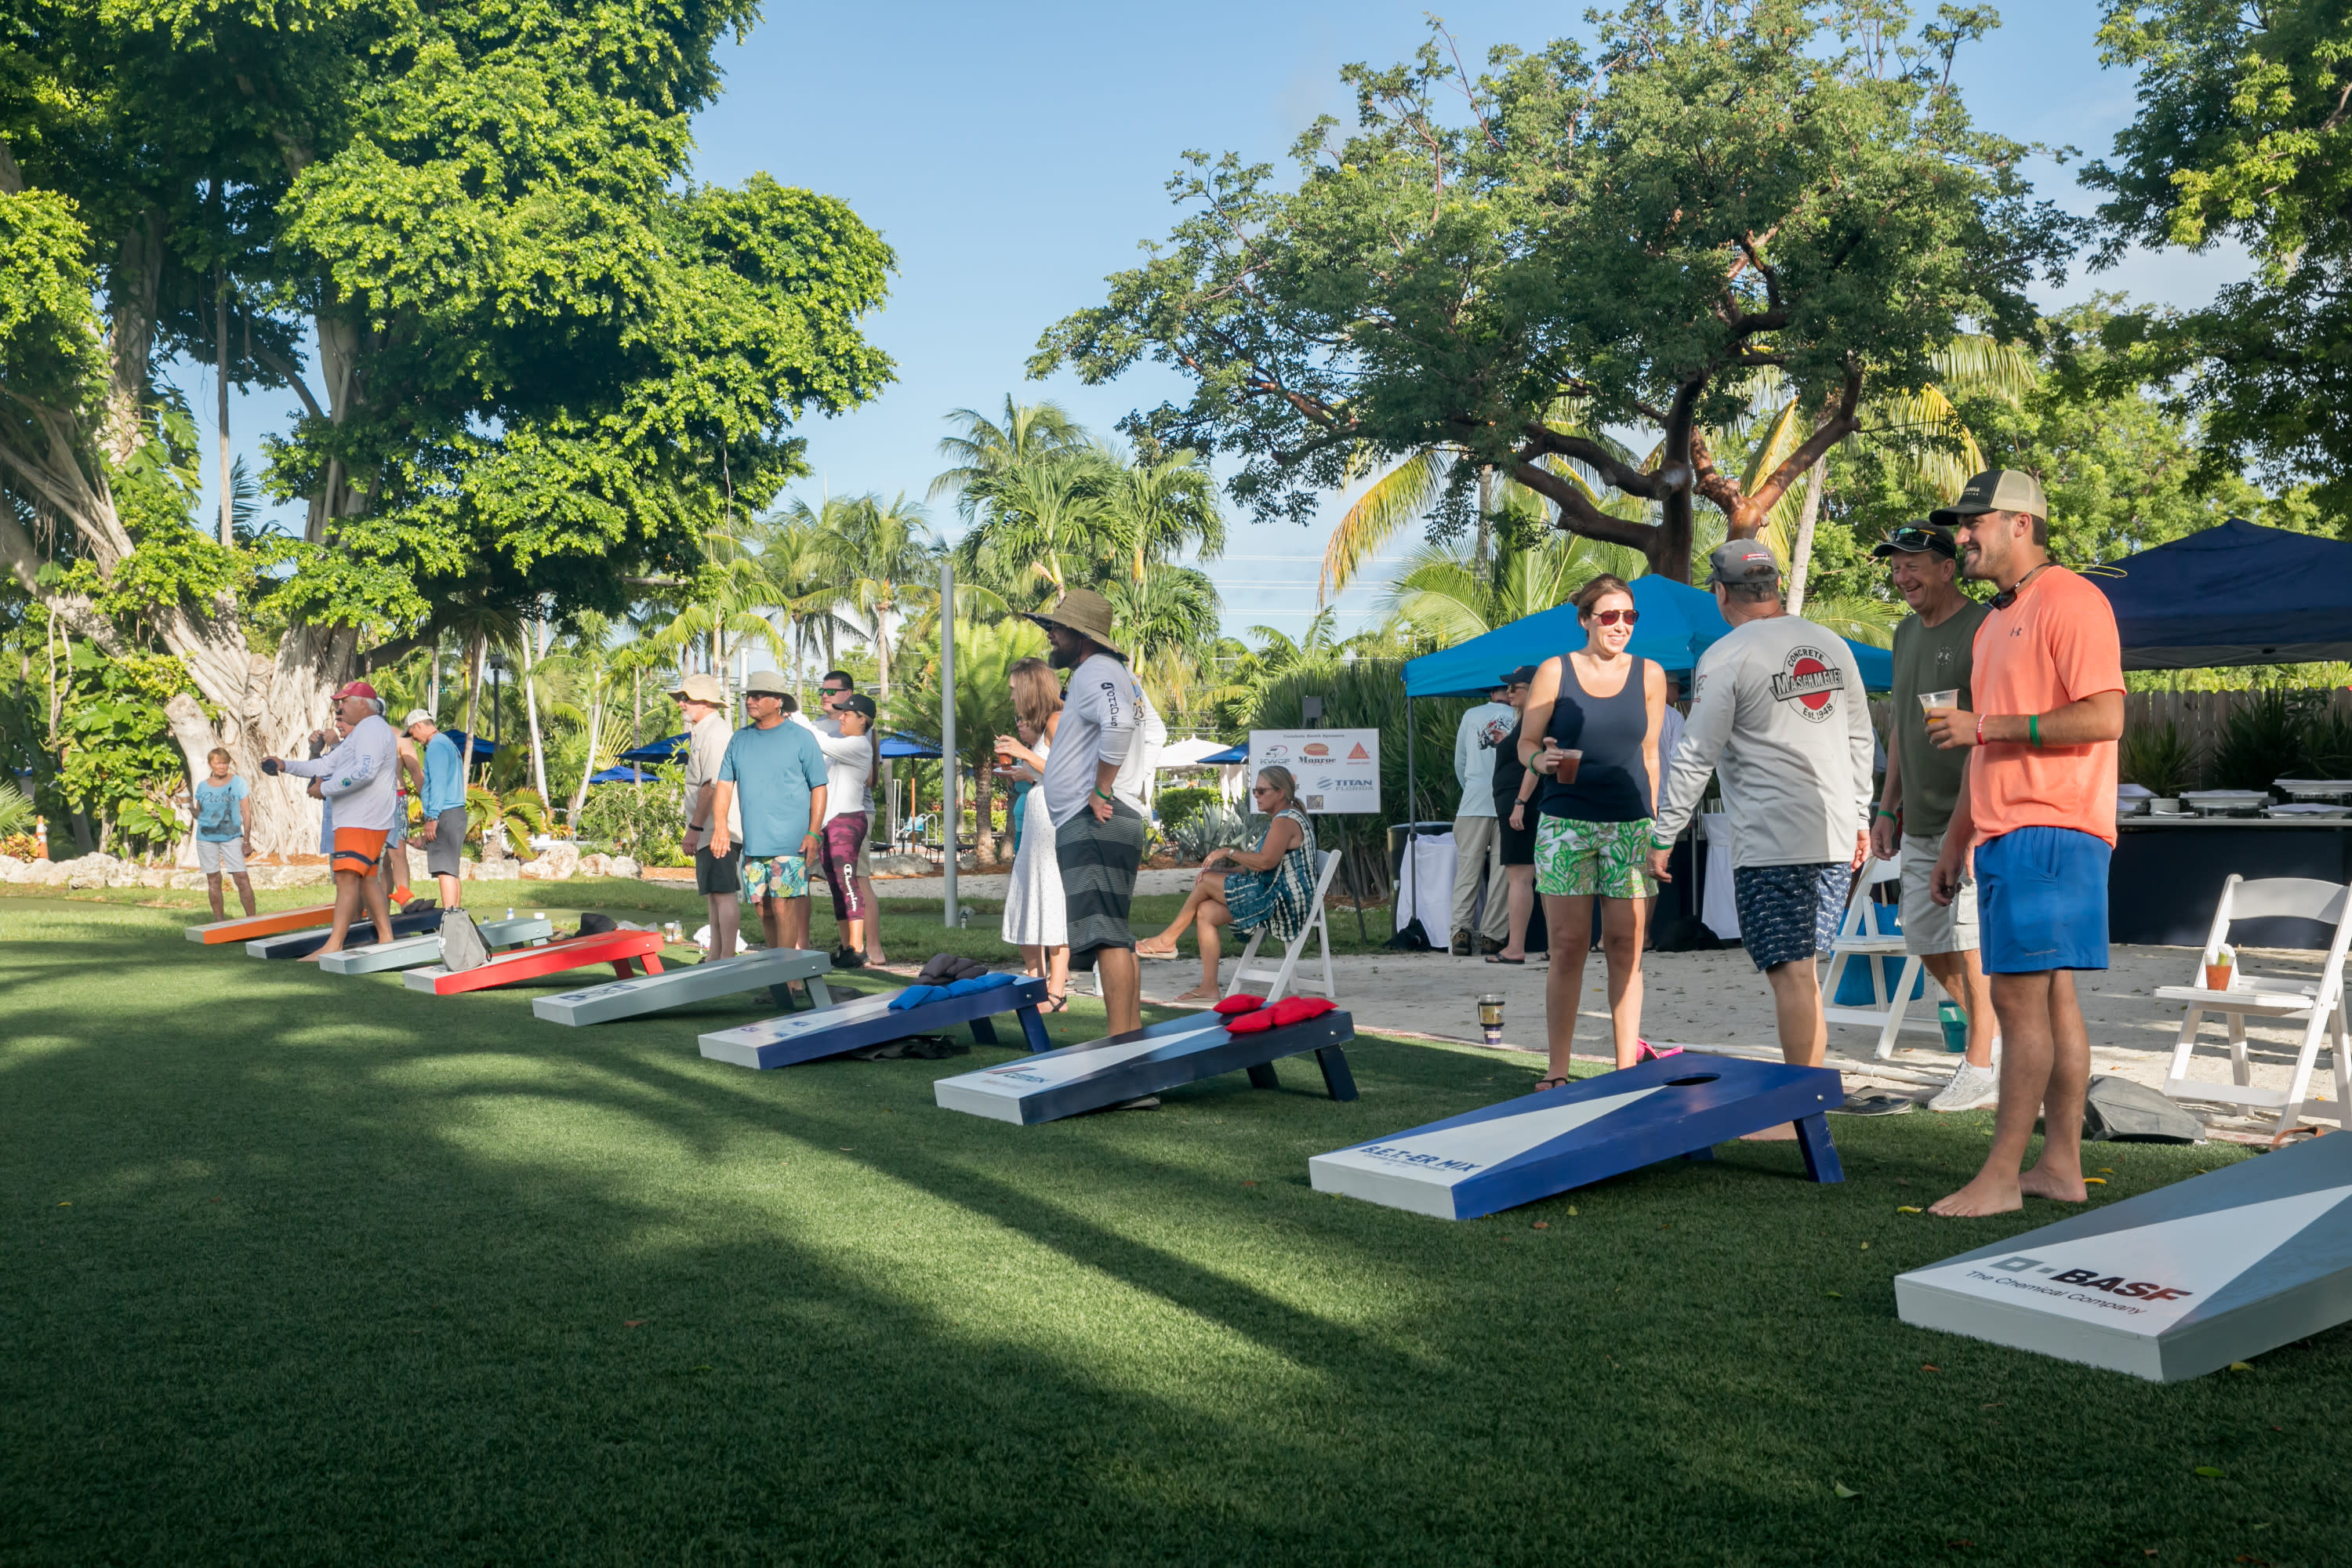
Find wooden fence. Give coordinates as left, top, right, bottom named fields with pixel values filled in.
left=1868, top=688, right=2352, bottom=753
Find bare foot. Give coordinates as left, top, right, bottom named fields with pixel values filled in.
left=1738, top=1123, right=1799, bottom=1142
left=1929, top=1173, right=2023, bottom=1217
left=2018, top=1165, right=2089, bottom=1203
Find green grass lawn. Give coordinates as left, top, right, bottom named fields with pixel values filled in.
left=4, top=886, right=2347, bottom=1566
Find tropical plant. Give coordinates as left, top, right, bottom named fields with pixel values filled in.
left=2122, top=721, right=2205, bottom=798
left=1377, top=517, right=1649, bottom=649
left=0, top=782, right=36, bottom=840
left=2209, top=691, right=2319, bottom=791
left=2304, top=711, right=2352, bottom=780
left=1169, top=805, right=1255, bottom=864
left=889, top=619, right=1049, bottom=864
left=466, top=785, right=549, bottom=863
left=573, top=763, right=688, bottom=866
left=1156, top=786, right=1224, bottom=833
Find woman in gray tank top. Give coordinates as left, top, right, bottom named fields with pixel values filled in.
left=1517, top=574, right=1668, bottom=1088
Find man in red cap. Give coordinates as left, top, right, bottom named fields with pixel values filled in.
left=267, top=681, right=401, bottom=954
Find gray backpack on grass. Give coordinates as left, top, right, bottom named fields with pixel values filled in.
left=438, top=909, right=490, bottom=972
left=2083, top=1075, right=2205, bottom=1144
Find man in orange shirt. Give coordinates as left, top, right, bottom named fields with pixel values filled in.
left=1920, top=471, right=2125, bottom=1218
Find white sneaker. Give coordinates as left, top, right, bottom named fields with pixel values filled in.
left=1928, top=1058, right=2000, bottom=1112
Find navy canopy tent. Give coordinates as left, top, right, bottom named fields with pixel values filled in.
left=441, top=730, right=498, bottom=760
left=1402, top=574, right=1893, bottom=698
left=2089, top=518, right=2352, bottom=670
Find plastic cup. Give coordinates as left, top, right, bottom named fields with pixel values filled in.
left=1918, top=688, right=1959, bottom=720
left=1553, top=746, right=1582, bottom=785
left=1476, top=993, right=1505, bottom=1048
left=2205, top=961, right=2233, bottom=992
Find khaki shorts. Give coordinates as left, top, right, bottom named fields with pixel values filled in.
left=196, top=838, right=246, bottom=876
left=1900, top=830, right=1980, bottom=955
left=855, top=835, right=872, bottom=879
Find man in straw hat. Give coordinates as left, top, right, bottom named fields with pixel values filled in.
left=1920, top=470, right=2125, bottom=1218
left=673, top=671, right=742, bottom=960
left=1028, top=587, right=1153, bottom=1036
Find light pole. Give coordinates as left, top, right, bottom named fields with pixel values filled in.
left=939, top=561, right=956, bottom=927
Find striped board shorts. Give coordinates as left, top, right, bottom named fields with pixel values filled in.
left=1054, top=799, right=1147, bottom=970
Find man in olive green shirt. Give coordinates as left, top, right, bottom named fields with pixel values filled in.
left=1871, top=523, right=1998, bottom=1109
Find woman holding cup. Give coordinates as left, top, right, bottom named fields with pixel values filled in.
left=1519, top=574, right=1668, bottom=1087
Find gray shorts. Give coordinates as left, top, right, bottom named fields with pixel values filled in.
left=196, top=838, right=246, bottom=876
left=425, top=807, right=468, bottom=878
left=1900, top=831, right=1979, bottom=955
left=1055, top=800, right=1146, bottom=969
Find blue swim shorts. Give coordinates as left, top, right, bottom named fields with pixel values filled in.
left=1973, top=826, right=2110, bottom=974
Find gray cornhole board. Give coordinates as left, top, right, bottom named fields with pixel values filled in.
left=532, top=945, right=835, bottom=1026
left=243, top=906, right=445, bottom=960
left=1896, top=1131, right=2352, bottom=1381
left=699, top=976, right=1053, bottom=1069
left=933, top=1008, right=1357, bottom=1125
left=316, top=915, right=554, bottom=975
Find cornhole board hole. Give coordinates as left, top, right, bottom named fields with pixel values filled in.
left=186, top=904, right=337, bottom=945
left=535, top=946, right=837, bottom=1026
left=700, top=976, right=1053, bottom=1069
left=404, top=928, right=667, bottom=997
left=1308, top=1054, right=1845, bottom=1221
left=244, top=906, right=445, bottom=960
left=317, top=914, right=554, bottom=975
left=932, top=1007, right=1357, bottom=1125
left=1896, top=1130, right=2352, bottom=1382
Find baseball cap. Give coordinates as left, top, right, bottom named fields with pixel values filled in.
left=1929, top=468, right=2047, bottom=528
left=402, top=708, right=435, bottom=730
left=839, top=693, right=878, bottom=720
left=1504, top=665, right=1539, bottom=687
left=1705, top=540, right=1780, bottom=586
left=332, top=681, right=379, bottom=702
left=669, top=671, right=722, bottom=704
left=1870, top=522, right=1958, bottom=561
left=742, top=670, right=792, bottom=698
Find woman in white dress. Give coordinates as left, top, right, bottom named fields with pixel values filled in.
left=994, top=658, right=1068, bottom=1009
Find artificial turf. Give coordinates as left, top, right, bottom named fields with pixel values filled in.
left=3, top=884, right=2347, bottom=1566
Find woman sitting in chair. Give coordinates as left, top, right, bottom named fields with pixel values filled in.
left=1138, top=766, right=1319, bottom=1006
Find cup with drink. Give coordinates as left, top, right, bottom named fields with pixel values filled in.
left=1544, top=735, right=1582, bottom=785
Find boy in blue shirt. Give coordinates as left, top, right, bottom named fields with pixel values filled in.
left=710, top=671, right=829, bottom=957
left=193, top=747, right=256, bottom=919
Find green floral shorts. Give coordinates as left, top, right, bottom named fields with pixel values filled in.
left=742, top=853, right=810, bottom=902
left=1534, top=815, right=1657, bottom=900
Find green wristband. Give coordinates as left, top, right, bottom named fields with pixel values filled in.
left=2028, top=713, right=2041, bottom=747
left=1875, top=808, right=1898, bottom=820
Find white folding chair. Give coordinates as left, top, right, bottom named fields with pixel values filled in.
left=1225, top=849, right=1341, bottom=1005
left=1821, top=855, right=1936, bottom=1061
left=2155, top=873, right=2352, bottom=1136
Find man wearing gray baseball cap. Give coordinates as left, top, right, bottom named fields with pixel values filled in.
left=673, top=671, right=742, bottom=960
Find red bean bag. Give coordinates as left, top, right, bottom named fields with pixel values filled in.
left=1267, top=995, right=1336, bottom=1028
left=1224, top=1007, right=1275, bottom=1034
left=1213, top=993, right=1265, bottom=1016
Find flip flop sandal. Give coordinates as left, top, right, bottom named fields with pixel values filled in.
left=1635, top=1040, right=1683, bottom=1062
left=1831, top=1090, right=1916, bottom=1116
left=1134, top=945, right=1182, bottom=960
left=1483, top=955, right=1526, bottom=965
left=1040, top=995, right=1069, bottom=1014
left=1531, top=1075, right=1572, bottom=1094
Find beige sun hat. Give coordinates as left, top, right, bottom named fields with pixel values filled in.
left=669, top=671, right=722, bottom=704
left=1025, top=587, right=1125, bottom=656
left=742, top=670, right=793, bottom=699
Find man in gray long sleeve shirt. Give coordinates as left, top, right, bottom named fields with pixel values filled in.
left=1648, top=543, right=1874, bottom=1083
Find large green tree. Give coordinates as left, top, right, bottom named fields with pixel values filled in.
left=1033, top=2, right=2071, bottom=582
left=0, top=0, right=892, bottom=850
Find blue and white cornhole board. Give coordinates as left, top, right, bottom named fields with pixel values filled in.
left=1309, top=1054, right=1844, bottom=1220
left=1896, top=1131, right=2352, bottom=1381
left=243, top=906, right=445, bottom=960
left=532, top=945, right=837, bottom=1026
left=932, top=1008, right=1358, bottom=1125
left=699, top=976, right=1054, bottom=1069
left=316, top=913, right=553, bottom=975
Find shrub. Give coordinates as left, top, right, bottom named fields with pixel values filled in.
left=1156, top=784, right=1222, bottom=832
left=2303, top=710, right=2352, bottom=779
left=2121, top=721, right=2202, bottom=797
left=574, top=764, right=688, bottom=866
left=2208, top=691, right=2315, bottom=791
left=1170, top=806, right=1255, bottom=864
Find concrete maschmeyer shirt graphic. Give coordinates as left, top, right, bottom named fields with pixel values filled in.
left=1653, top=615, right=1875, bottom=868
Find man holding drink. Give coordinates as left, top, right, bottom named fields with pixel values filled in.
left=1872, top=522, right=1998, bottom=1111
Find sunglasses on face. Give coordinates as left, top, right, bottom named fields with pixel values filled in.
left=1588, top=609, right=1639, bottom=626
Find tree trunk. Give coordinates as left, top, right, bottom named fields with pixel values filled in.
left=1785, top=459, right=1827, bottom=616
left=425, top=636, right=441, bottom=720
left=521, top=616, right=550, bottom=804
left=568, top=687, right=601, bottom=826
left=970, top=754, right=996, bottom=865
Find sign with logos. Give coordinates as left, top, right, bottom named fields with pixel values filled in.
left=1896, top=1131, right=2352, bottom=1381
left=1248, top=729, right=1381, bottom=814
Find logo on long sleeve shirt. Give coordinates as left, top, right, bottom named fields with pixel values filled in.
left=1768, top=646, right=1846, bottom=721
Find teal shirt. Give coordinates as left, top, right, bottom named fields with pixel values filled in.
left=193, top=775, right=249, bottom=841
left=718, top=720, right=829, bottom=858
left=419, top=731, right=466, bottom=818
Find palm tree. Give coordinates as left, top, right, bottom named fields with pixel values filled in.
left=1377, top=526, right=1649, bottom=648
left=952, top=454, right=1108, bottom=611
left=889, top=617, right=1047, bottom=865
left=826, top=491, right=944, bottom=717
left=1098, top=445, right=1225, bottom=582
left=931, top=397, right=1087, bottom=514
left=1100, top=566, right=1221, bottom=662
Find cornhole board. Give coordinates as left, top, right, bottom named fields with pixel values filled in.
left=534, top=946, right=837, bottom=1026
left=699, top=976, right=1054, bottom=1069
left=1308, top=1054, right=1844, bottom=1221
left=1896, top=1130, right=2352, bottom=1382
left=186, top=903, right=337, bottom=945
left=932, top=1007, right=1357, bottom=1125
left=244, top=906, right=445, bottom=960
left=403, top=928, right=667, bottom=996
left=317, top=914, right=554, bottom=975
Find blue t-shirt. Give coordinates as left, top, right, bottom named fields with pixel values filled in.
left=194, top=775, right=249, bottom=841
left=420, top=731, right=466, bottom=817
left=717, top=720, right=829, bottom=858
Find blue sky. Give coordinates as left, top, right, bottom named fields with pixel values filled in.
left=192, top=2, right=2250, bottom=640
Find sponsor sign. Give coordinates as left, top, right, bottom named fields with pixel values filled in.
left=1248, top=729, right=1380, bottom=814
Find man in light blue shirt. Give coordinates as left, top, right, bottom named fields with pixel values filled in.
left=1449, top=684, right=1517, bottom=955
left=406, top=710, right=469, bottom=909
left=710, top=671, right=829, bottom=956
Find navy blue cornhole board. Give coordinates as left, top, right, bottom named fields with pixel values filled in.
left=245, top=906, right=442, bottom=960
left=1310, top=1054, right=1843, bottom=1219
left=933, top=1008, right=1359, bottom=1124
left=700, top=976, right=1054, bottom=1069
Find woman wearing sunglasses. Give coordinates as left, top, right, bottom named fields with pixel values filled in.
left=1519, top=574, right=1668, bottom=1087
left=1137, top=766, right=1317, bottom=1005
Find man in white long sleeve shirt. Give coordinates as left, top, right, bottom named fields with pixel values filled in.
left=1446, top=685, right=1516, bottom=954
left=267, top=681, right=403, bottom=955
left=1030, top=588, right=1148, bottom=1036
left=1647, top=543, right=1874, bottom=1080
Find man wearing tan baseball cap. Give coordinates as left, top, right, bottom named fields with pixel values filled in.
left=672, top=671, right=742, bottom=960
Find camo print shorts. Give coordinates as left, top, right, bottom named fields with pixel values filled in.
left=1534, top=814, right=1657, bottom=901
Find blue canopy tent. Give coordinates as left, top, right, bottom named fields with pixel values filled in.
left=617, top=730, right=944, bottom=765
left=2089, top=518, right=2352, bottom=670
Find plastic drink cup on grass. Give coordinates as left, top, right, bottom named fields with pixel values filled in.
left=1937, top=1000, right=1968, bottom=1052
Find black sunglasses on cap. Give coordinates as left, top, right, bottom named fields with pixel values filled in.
left=1871, top=524, right=1958, bottom=561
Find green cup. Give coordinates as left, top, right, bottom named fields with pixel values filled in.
left=1937, top=1000, right=1968, bottom=1053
